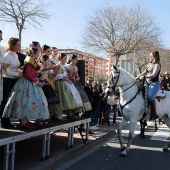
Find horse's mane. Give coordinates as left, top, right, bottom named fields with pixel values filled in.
left=118, top=67, right=136, bottom=82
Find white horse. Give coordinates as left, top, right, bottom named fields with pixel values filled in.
left=106, top=65, right=170, bottom=157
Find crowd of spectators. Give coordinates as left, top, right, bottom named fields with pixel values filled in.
left=0, top=30, right=119, bottom=130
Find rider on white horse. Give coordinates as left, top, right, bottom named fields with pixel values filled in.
left=136, top=51, right=161, bottom=120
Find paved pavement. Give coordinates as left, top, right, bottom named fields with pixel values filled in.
left=56, top=120, right=170, bottom=170
left=0, top=115, right=118, bottom=170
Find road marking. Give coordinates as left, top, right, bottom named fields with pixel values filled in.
left=122, top=121, right=153, bottom=137
left=150, top=124, right=170, bottom=141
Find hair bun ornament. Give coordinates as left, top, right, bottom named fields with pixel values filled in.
left=28, top=48, right=34, bottom=56
left=42, top=44, right=50, bottom=52
left=27, top=48, right=34, bottom=56
left=41, top=55, right=49, bottom=62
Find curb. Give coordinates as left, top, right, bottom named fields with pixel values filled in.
left=26, top=130, right=116, bottom=170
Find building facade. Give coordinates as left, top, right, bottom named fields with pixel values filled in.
left=107, top=48, right=170, bottom=77
left=107, top=52, right=134, bottom=75
left=58, top=49, right=108, bottom=79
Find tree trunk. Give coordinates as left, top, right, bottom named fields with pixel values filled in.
left=18, top=28, right=22, bottom=52
left=115, top=55, right=120, bottom=67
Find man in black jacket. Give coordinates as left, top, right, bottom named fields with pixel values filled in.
left=84, top=77, right=93, bottom=106
left=82, top=77, right=95, bottom=133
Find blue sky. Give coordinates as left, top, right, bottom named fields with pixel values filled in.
left=1, top=0, right=170, bottom=53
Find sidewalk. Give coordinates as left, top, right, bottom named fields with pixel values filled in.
left=0, top=115, right=120, bottom=170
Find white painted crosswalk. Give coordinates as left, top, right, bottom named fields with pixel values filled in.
left=121, top=121, right=170, bottom=141
left=122, top=121, right=153, bottom=137
left=151, top=124, right=170, bottom=141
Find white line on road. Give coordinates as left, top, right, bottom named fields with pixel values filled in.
left=122, top=121, right=153, bottom=137
left=150, top=124, right=170, bottom=141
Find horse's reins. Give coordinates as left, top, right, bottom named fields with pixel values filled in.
left=109, top=70, right=140, bottom=120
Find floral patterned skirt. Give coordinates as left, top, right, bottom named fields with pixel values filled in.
left=2, top=77, right=50, bottom=120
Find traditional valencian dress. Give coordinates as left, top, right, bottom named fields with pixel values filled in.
left=50, top=56, right=59, bottom=65
left=66, top=64, right=92, bottom=112
left=39, top=70, right=60, bottom=105
left=55, top=64, right=83, bottom=112
left=49, top=56, right=59, bottom=90
left=2, top=56, right=50, bottom=120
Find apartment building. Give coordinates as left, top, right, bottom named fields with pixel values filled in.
left=58, top=49, right=108, bottom=79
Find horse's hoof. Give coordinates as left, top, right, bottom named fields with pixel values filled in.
left=163, top=147, right=168, bottom=152
left=121, top=146, right=125, bottom=152
left=119, top=153, right=126, bottom=157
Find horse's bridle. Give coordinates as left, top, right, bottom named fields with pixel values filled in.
left=108, top=71, right=137, bottom=93
left=107, top=71, right=120, bottom=91
left=107, top=70, right=140, bottom=120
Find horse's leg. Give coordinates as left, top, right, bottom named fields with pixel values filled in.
left=140, top=120, right=147, bottom=138
left=154, top=119, right=158, bottom=131
left=143, top=120, right=147, bottom=136
left=118, top=117, right=127, bottom=153
left=162, top=115, right=170, bottom=152
left=120, top=120, right=137, bottom=157
left=140, top=120, right=145, bottom=138
left=140, top=120, right=142, bottom=134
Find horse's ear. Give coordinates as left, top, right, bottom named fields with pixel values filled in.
left=112, top=65, right=117, bottom=71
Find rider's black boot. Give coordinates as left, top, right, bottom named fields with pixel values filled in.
left=149, top=100, right=159, bottom=120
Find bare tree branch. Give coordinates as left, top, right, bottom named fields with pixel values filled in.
left=82, top=4, right=162, bottom=66
left=0, top=0, right=51, bottom=48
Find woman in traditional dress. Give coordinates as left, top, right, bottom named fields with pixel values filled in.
left=40, top=55, right=60, bottom=104
left=55, top=53, right=83, bottom=118
left=2, top=48, right=51, bottom=128
left=40, top=55, right=64, bottom=121
left=30, top=41, right=42, bottom=53
left=30, top=41, right=42, bottom=61
left=50, top=47, right=59, bottom=65
left=41, top=45, right=54, bottom=88
left=66, top=55, right=92, bottom=112
left=41, top=45, right=64, bottom=120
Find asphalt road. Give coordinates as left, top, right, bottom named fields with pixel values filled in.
left=56, top=121, right=170, bottom=170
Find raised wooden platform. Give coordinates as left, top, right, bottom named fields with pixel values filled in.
left=0, top=117, right=91, bottom=170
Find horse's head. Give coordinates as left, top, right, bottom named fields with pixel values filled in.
left=106, top=65, right=121, bottom=94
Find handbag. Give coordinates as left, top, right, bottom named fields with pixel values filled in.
left=107, top=95, right=117, bottom=105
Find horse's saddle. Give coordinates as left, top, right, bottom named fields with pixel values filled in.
left=154, top=89, right=166, bottom=100
left=137, top=80, right=166, bottom=101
